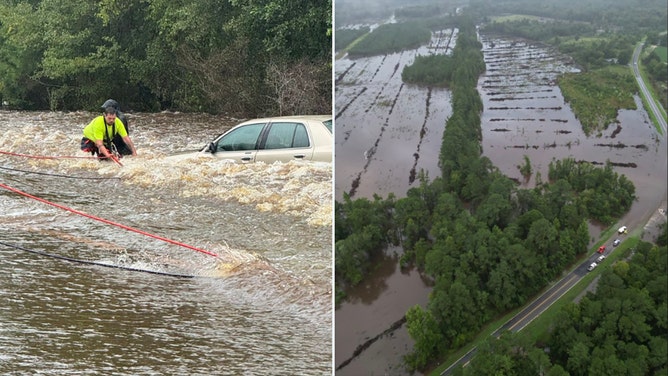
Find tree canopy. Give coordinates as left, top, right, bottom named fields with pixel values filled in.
left=0, top=0, right=331, bottom=115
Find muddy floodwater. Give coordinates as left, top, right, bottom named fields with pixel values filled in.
left=0, top=111, right=331, bottom=375
left=478, top=35, right=667, bottom=238
left=335, top=28, right=458, bottom=375
left=335, top=31, right=667, bottom=375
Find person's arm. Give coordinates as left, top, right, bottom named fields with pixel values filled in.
left=94, top=139, right=114, bottom=159
left=122, top=136, right=137, bottom=156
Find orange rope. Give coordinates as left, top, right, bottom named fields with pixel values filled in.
left=0, top=182, right=219, bottom=258
left=0, top=150, right=123, bottom=166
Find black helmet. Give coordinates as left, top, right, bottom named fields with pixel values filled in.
left=101, top=99, right=119, bottom=111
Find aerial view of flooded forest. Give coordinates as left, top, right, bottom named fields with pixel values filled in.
left=334, top=0, right=667, bottom=375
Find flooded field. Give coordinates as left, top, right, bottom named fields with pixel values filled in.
left=478, top=35, right=667, bottom=238
left=335, top=28, right=458, bottom=201
left=0, top=111, right=332, bottom=375
left=334, top=28, right=458, bottom=375
left=335, top=31, right=667, bottom=375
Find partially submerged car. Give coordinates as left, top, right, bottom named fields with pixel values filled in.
left=173, top=115, right=332, bottom=164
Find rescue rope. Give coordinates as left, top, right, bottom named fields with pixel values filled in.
left=0, top=165, right=121, bottom=180
left=0, top=241, right=196, bottom=279
left=0, top=150, right=122, bottom=166
left=0, top=182, right=220, bottom=258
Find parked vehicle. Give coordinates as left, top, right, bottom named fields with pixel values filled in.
left=171, top=115, right=332, bottom=163
left=618, top=226, right=627, bottom=234
left=596, top=255, right=606, bottom=263
left=587, top=262, right=597, bottom=271
left=597, top=245, right=606, bottom=254
left=613, top=239, right=621, bottom=247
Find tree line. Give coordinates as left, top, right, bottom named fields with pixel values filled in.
left=347, top=22, right=431, bottom=57
left=456, top=238, right=667, bottom=375
left=0, top=0, right=331, bottom=116
left=334, top=14, right=637, bottom=371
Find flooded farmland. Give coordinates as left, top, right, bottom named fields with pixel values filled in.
left=0, top=111, right=332, bottom=375
left=335, top=28, right=458, bottom=375
left=478, top=35, right=667, bottom=238
left=335, top=31, right=667, bottom=375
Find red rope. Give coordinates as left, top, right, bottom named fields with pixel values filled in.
left=0, top=150, right=123, bottom=166
left=0, top=182, right=219, bottom=258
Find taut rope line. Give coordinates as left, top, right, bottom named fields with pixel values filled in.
left=0, top=182, right=219, bottom=258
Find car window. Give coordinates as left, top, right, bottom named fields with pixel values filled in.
left=322, top=119, right=332, bottom=133
left=217, top=123, right=265, bottom=152
left=264, top=122, right=310, bottom=149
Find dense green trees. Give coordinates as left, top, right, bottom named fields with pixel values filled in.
left=456, top=241, right=667, bottom=375
left=549, top=158, right=636, bottom=223
left=0, top=0, right=331, bottom=115
left=402, top=55, right=455, bottom=87
left=347, top=22, right=431, bottom=57
left=334, top=193, right=395, bottom=304
left=471, top=0, right=667, bottom=34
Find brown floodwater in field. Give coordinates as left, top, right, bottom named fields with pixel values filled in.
left=478, top=36, right=667, bottom=241
left=335, top=32, right=667, bottom=375
left=335, top=28, right=458, bottom=375
left=0, top=111, right=331, bottom=375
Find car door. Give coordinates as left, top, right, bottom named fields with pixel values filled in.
left=211, top=122, right=266, bottom=163
left=255, top=121, right=314, bottom=163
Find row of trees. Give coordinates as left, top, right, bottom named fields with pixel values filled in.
left=401, top=54, right=456, bottom=87
left=0, top=0, right=331, bottom=116
left=457, top=239, right=667, bottom=375
left=334, top=27, right=369, bottom=52
left=347, top=22, right=431, bottom=57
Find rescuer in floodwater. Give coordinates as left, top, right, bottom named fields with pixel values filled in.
left=81, top=104, right=137, bottom=160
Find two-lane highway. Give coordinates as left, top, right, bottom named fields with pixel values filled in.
left=632, top=42, right=667, bottom=135
left=440, top=250, right=604, bottom=375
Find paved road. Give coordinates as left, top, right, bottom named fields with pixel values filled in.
left=632, top=42, right=667, bottom=135
left=440, top=251, right=601, bottom=375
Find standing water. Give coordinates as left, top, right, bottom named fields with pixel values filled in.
left=0, top=111, right=332, bottom=375
left=335, top=28, right=458, bottom=375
